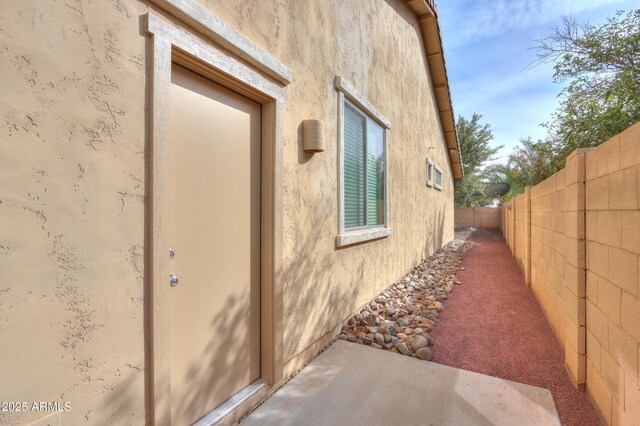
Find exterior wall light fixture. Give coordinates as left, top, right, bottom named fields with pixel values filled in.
left=303, top=119, right=325, bottom=152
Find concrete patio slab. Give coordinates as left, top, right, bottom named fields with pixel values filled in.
left=242, top=340, right=560, bottom=426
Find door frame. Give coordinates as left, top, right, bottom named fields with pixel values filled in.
left=145, top=10, right=287, bottom=425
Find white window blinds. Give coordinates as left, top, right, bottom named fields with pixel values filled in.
left=343, top=101, right=385, bottom=229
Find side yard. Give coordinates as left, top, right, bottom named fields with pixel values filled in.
left=503, top=123, right=640, bottom=424
left=433, top=229, right=600, bottom=425
left=336, top=228, right=600, bottom=424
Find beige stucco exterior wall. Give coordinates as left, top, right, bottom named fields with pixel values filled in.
left=198, top=0, right=455, bottom=368
left=0, top=0, right=455, bottom=424
left=0, top=1, right=149, bottom=425
left=501, top=122, right=640, bottom=425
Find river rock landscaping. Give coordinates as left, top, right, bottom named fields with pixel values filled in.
left=338, top=239, right=474, bottom=360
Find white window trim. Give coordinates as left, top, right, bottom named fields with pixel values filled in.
left=426, top=159, right=434, bottom=187
left=434, top=164, right=443, bottom=191
left=335, top=76, right=391, bottom=247
left=335, top=77, right=392, bottom=129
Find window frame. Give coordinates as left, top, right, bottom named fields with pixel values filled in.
left=434, top=164, right=443, bottom=191
left=426, top=159, right=434, bottom=187
left=342, top=100, right=385, bottom=231
left=335, top=76, right=392, bottom=247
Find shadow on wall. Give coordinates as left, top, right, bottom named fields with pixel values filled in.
left=102, top=365, right=142, bottom=424
left=423, top=205, right=447, bottom=260
left=172, top=288, right=254, bottom=425
left=97, top=16, right=153, bottom=426
left=297, top=121, right=315, bottom=165
left=281, top=182, right=452, bottom=363
left=287, top=115, right=356, bottom=361
left=139, top=185, right=454, bottom=423
left=280, top=196, right=362, bottom=362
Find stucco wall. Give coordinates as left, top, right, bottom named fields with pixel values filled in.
left=199, top=0, right=455, bottom=367
left=0, top=1, right=148, bottom=425
left=1, top=0, right=455, bottom=424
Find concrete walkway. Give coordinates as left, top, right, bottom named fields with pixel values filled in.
left=242, top=340, right=560, bottom=425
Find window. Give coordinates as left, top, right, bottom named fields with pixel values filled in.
left=343, top=101, right=385, bottom=228
left=434, top=166, right=443, bottom=190
left=426, top=158, right=443, bottom=190
left=335, top=76, right=391, bottom=246
left=426, top=159, right=434, bottom=187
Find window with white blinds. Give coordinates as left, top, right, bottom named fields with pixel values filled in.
left=343, top=101, right=385, bottom=229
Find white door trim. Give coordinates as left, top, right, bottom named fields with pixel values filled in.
left=145, top=11, right=286, bottom=425
left=148, top=0, right=292, bottom=85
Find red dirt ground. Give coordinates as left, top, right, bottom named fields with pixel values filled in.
left=431, top=229, right=601, bottom=426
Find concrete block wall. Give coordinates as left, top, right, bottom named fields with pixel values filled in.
left=510, top=205, right=515, bottom=256
left=505, top=193, right=525, bottom=263
left=501, top=205, right=511, bottom=249
left=500, top=122, right=640, bottom=424
left=584, top=123, right=640, bottom=425
left=454, top=207, right=501, bottom=229
left=454, top=208, right=474, bottom=227
left=514, top=189, right=531, bottom=284
left=501, top=206, right=507, bottom=244
left=503, top=203, right=516, bottom=256
left=529, top=150, right=588, bottom=387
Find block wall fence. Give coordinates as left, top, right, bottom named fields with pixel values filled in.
left=454, top=207, right=501, bottom=229
left=501, top=122, right=640, bottom=425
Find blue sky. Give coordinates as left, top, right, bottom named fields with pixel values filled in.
left=437, top=0, right=638, bottom=163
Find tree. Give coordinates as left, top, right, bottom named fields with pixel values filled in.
left=454, top=114, right=502, bottom=207
left=535, top=9, right=640, bottom=167
left=486, top=137, right=555, bottom=199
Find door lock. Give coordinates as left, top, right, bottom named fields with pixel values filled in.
left=170, top=274, right=179, bottom=287
left=169, top=248, right=175, bottom=259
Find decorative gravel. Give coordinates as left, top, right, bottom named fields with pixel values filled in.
left=338, top=239, right=475, bottom=360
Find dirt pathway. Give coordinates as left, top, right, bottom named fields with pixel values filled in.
left=431, top=229, right=601, bottom=426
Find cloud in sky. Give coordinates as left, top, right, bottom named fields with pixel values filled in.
left=441, top=0, right=628, bottom=49
left=452, top=64, right=552, bottom=114
left=437, top=0, right=638, bottom=163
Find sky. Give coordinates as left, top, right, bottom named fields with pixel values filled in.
left=437, top=0, right=638, bottom=164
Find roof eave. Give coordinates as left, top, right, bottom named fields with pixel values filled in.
left=405, top=0, right=464, bottom=181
